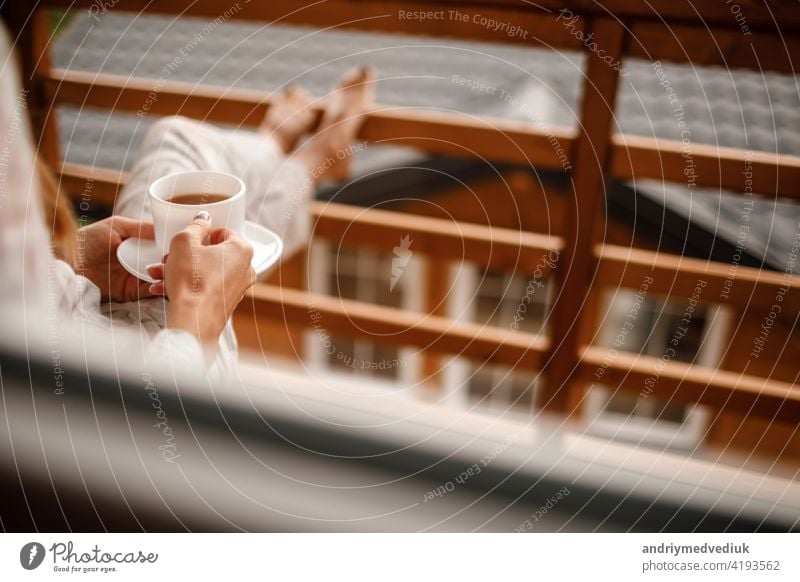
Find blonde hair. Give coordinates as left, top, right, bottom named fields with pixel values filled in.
left=36, top=155, right=77, bottom=266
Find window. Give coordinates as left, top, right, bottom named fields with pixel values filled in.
left=306, top=241, right=420, bottom=383
left=464, top=268, right=550, bottom=413
left=583, top=289, right=729, bottom=449
left=418, top=264, right=549, bottom=413
left=472, top=268, right=551, bottom=335
left=467, top=363, right=539, bottom=417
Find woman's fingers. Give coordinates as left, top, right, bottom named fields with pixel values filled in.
left=219, top=232, right=254, bottom=263
left=208, top=227, right=238, bottom=245
left=112, top=216, right=156, bottom=241
left=144, top=262, right=164, bottom=295
left=185, top=211, right=212, bottom=243
left=207, top=228, right=253, bottom=261
left=138, top=280, right=156, bottom=298
left=146, top=263, right=164, bottom=280
left=168, top=212, right=213, bottom=253
left=148, top=281, right=166, bottom=296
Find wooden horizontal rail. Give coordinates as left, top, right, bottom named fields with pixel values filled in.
left=312, top=201, right=562, bottom=274
left=43, top=69, right=574, bottom=170
left=59, top=162, right=123, bottom=206
left=248, top=284, right=548, bottom=370
left=58, top=161, right=799, bottom=313
left=39, top=0, right=587, bottom=49
left=526, top=0, right=800, bottom=29
left=580, top=346, right=800, bottom=424
left=244, top=286, right=800, bottom=421
left=39, top=1, right=800, bottom=61
left=46, top=71, right=798, bottom=198
left=595, top=244, right=800, bottom=316
left=612, top=134, right=800, bottom=201
left=58, top=163, right=561, bottom=273
left=629, top=21, right=800, bottom=74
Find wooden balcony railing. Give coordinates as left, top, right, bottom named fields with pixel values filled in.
left=9, top=1, right=800, bottom=428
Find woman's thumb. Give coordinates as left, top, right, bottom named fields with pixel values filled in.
left=183, top=210, right=213, bottom=244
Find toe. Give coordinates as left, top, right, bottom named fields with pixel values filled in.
left=293, top=86, right=313, bottom=105
left=357, top=65, right=374, bottom=82
left=337, top=66, right=365, bottom=89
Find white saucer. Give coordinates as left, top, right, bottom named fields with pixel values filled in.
left=117, top=221, right=283, bottom=285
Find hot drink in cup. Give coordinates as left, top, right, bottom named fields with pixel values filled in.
left=149, top=171, right=246, bottom=253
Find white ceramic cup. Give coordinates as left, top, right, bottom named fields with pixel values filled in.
left=149, top=170, right=246, bottom=253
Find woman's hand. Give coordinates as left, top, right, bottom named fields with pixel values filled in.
left=75, top=216, right=156, bottom=302
left=148, top=212, right=256, bottom=351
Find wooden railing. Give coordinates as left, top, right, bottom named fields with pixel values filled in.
left=9, top=1, right=800, bottom=427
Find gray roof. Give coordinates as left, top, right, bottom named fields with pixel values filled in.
left=54, top=12, right=800, bottom=269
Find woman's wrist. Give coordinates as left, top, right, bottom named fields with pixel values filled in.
left=166, top=293, right=226, bottom=349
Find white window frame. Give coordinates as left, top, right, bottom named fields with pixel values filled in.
left=583, top=290, right=731, bottom=450
left=304, top=240, right=422, bottom=389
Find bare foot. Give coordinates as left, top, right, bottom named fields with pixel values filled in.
left=259, top=85, right=317, bottom=154
left=297, top=67, right=375, bottom=182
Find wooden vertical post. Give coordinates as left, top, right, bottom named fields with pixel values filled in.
left=539, top=17, right=626, bottom=413
left=30, top=9, right=61, bottom=166
left=4, top=6, right=61, bottom=166
left=421, top=257, right=451, bottom=392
